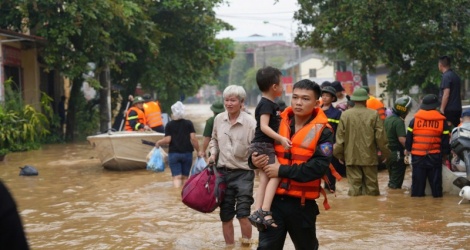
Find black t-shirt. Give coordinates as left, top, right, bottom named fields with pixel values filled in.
left=440, top=69, right=462, bottom=112
left=165, top=119, right=196, bottom=153
left=0, top=181, right=30, bottom=250
left=252, top=97, right=281, bottom=143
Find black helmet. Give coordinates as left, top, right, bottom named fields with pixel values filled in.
left=321, top=86, right=338, bottom=102
left=392, top=96, right=412, bottom=118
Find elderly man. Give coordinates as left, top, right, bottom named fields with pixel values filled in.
left=334, top=88, right=390, bottom=196
left=208, top=85, right=257, bottom=246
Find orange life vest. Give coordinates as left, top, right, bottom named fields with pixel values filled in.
left=366, top=97, right=386, bottom=120
left=410, top=110, right=447, bottom=156
left=143, top=101, right=163, bottom=128
left=125, top=106, right=147, bottom=131
left=274, top=106, right=337, bottom=210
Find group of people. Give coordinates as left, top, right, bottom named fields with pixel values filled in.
left=198, top=56, right=461, bottom=249
left=124, top=94, right=164, bottom=133
left=0, top=54, right=461, bottom=249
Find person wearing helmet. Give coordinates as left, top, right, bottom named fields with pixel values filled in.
left=384, top=96, right=412, bottom=189
left=321, top=86, right=344, bottom=192
left=124, top=96, right=150, bottom=131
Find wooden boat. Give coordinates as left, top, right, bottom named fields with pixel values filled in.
left=87, top=131, right=165, bottom=171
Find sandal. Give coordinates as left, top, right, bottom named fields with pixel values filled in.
left=248, top=208, right=277, bottom=232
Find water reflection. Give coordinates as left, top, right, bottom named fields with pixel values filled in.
left=0, top=104, right=469, bottom=249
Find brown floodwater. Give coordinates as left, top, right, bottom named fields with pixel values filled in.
left=1, top=104, right=470, bottom=250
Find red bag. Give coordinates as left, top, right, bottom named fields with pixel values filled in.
left=181, top=164, right=226, bottom=213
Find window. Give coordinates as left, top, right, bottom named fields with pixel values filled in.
left=309, top=68, right=317, bottom=78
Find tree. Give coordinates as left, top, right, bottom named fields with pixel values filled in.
left=294, top=0, right=470, bottom=93
left=119, top=0, right=234, bottom=111
left=1, top=0, right=234, bottom=138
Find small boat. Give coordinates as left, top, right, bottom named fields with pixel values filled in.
left=425, top=166, right=467, bottom=196
left=87, top=131, right=164, bottom=171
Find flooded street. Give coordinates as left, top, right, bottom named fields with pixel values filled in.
left=1, top=104, right=470, bottom=249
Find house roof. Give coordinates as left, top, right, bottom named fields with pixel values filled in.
left=0, top=28, right=46, bottom=46
left=234, top=34, right=287, bottom=43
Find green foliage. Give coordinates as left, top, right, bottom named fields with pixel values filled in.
left=1, top=0, right=235, bottom=132
left=294, top=0, right=470, bottom=93
left=0, top=80, right=51, bottom=152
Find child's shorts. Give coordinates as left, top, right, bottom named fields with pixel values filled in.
left=248, top=142, right=276, bottom=169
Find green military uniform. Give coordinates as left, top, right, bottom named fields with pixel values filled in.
left=334, top=88, right=390, bottom=196
left=203, top=116, right=215, bottom=138
left=384, top=114, right=407, bottom=189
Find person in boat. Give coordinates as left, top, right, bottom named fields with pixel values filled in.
left=208, top=85, right=257, bottom=246
left=249, top=79, right=334, bottom=249
left=125, top=96, right=150, bottom=131
left=202, top=101, right=225, bottom=158
left=142, top=94, right=165, bottom=133
left=156, top=101, right=204, bottom=188
left=405, top=94, right=450, bottom=197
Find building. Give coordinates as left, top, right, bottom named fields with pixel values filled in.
left=0, top=28, right=65, bottom=111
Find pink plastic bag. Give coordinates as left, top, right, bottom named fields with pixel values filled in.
left=181, top=164, right=226, bottom=213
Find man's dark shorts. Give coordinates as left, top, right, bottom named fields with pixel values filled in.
left=218, top=168, right=254, bottom=222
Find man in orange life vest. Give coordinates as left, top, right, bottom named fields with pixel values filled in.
left=142, top=94, right=165, bottom=133
left=249, top=79, right=334, bottom=249
left=124, top=96, right=150, bottom=131
left=405, top=94, right=450, bottom=197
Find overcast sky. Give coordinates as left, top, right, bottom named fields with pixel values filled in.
left=215, top=0, right=299, bottom=41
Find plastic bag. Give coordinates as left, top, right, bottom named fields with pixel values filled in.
left=147, top=147, right=165, bottom=172
left=147, top=147, right=168, bottom=164
left=191, top=157, right=207, bottom=175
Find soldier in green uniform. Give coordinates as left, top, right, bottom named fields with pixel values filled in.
left=334, top=88, right=390, bottom=196
left=384, top=96, right=412, bottom=189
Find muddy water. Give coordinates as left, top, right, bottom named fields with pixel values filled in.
left=1, top=104, right=470, bottom=250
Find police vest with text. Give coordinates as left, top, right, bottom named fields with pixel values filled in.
left=409, top=110, right=448, bottom=156
left=274, top=107, right=337, bottom=209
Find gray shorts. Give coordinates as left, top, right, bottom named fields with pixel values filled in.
left=248, top=142, right=276, bottom=166
left=218, top=168, right=254, bottom=222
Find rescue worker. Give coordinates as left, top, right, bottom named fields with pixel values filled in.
left=385, top=96, right=412, bottom=189
left=405, top=94, right=450, bottom=197
left=202, top=101, right=225, bottom=157
left=142, top=94, right=165, bottom=133
left=249, top=79, right=334, bottom=249
left=334, top=88, right=390, bottom=196
left=363, top=86, right=386, bottom=120
left=321, top=86, right=345, bottom=192
left=124, top=96, right=150, bottom=131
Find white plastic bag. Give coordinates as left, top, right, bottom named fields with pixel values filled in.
left=191, top=157, right=207, bottom=175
